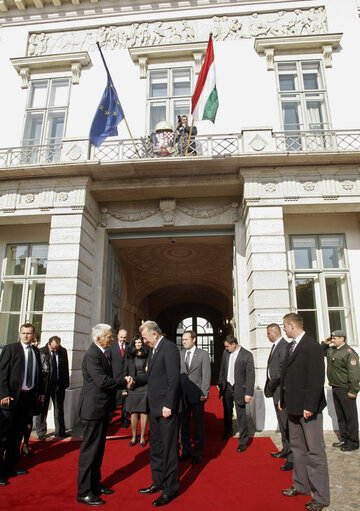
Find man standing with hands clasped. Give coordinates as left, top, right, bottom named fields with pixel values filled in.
left=321, top=330, right=359, bottom=452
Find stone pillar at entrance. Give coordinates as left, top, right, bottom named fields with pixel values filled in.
left=41, top=212, right=96, bottom=428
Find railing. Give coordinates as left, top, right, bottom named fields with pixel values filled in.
left=1, top=130, right=360, bottom=168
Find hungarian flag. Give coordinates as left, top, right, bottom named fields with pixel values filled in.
left=191, top=35, right=219, bottom=123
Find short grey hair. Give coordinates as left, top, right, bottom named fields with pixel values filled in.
left=139, top=320, right=162, bottom=336
left=92, top=323, right=112, bottom=343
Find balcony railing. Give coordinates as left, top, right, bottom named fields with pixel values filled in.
left=1, top=130, right=360, bottom=168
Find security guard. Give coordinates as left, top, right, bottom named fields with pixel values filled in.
left=321, top=330, right=360, bottom=451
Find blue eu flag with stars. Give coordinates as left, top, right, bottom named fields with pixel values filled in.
left=90, top=43, right=124, bottom=147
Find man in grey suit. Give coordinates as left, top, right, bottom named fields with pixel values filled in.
left=179, top=330, right=211, bottom=465
left=264, top=323, right=293, bottom=471
left=218, top=334, right=255, bottom=452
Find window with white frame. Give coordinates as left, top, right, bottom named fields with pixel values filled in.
left=148, top=67, right=192, bottom=132
left=0, top=243, right=48, bottom=344
left=176, top=316, right=214, bottom=362
left=290, top=235, right=353, bottom=342
left=276, top=61, right=330, bottom=151
left=22, top=78, right=70, bottom=162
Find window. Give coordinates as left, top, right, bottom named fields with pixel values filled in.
left=276, top=61, right=330, bottom=151
left=148, top=67, right=192, bottom=131
left=0, top=243, right=48, bottom=344
left=290, top=235, right=353, bottom=341
left=176, top=316, right=214, bottom=362
left=22, top=78, right=70, bottom=162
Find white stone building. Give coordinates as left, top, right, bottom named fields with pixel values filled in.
left=0, top=0, right=360, bottom=430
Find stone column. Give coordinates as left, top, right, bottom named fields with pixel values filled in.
left=41, top=211, right=96, bottom=428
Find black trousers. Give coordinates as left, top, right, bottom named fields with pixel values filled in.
left=35, top=382, right=66, bottom=437
left=332, top=386, right=359, bottom=448
left=149, top=412, right=179, bottom=498
left=0, top=389, right=36, bottom=471
left=180, top=401, right=205, bottom=458
left=77, top=417, right=108, bottom=497
left=222, top=384, right=248, bottom=446
left=272, top=387, right=293, bottom=462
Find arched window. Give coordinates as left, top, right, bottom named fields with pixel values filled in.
left=176, top=316, right=214, bottom=362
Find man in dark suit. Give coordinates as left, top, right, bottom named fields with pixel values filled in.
left=179, top=330, right=211, bottom=465
left=35, top=336, right=69, bottom=439
left=280, top=313, right=330, bottom=511
left=218, top=334, right=255, bottom=452
left=264, top=323, right=293, bottom=471
left=77, top=323, right=132, bottom=506
left=0, top=323, right=44, bottom=483
left=108, top=328, right=130, bottom=428
left=137, top=320, right=181, bottom=507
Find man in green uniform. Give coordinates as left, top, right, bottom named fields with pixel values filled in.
left=321, top=330, right=360, bottom=451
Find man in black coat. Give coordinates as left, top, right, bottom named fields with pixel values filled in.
left=0, top=323, right=44, bottom=483
left=108, top=328, right=130, bottom=428
left=264, top=323, right=293, bottom=470
left=35, top=336, right=69, bottom=439
left=77, top=324, right=132, bottom=506
left=280, top=313, right=330, bottom=511
left=136, top=320, right=181, bottom=507
left=218, top=334, right=255, bottom=452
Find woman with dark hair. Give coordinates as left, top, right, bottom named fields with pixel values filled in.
left=125, top=335, right=149, bottom=447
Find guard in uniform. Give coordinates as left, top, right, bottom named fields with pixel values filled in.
left=321, top=329, right=360, bottom=451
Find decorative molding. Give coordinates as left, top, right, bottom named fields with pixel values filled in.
left=10, top=52, right=91, bottom=88
left=102, top=206, right=159, bottom=222
left=303, top=181, right=316, bottom=192
left=263, top=183, right=277, bottom=193
left=129, top=42, right=207, bottom=78
left=341, top=180, right=354, bottom=191
left=254, top=33, right=342, bottom=70
left=160, top=199, right=176, bottom=226
left=177, top=201, right=239, bottom=219
left=24, top=8, right=328, bottom=57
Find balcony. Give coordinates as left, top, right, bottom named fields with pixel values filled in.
left=1, top=129, right=360, bottom=172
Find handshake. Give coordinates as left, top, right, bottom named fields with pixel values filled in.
left=125, top=376, right=135, bottom=389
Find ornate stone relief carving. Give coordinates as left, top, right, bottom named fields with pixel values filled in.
left=160, top=199, right=176, bottom=226
left=263, top=183, right=277, bottom=193
left=177, top=201, right=239, bottom=219
left=303, top=181, right=316, bottom=192
left=341, top=180, right=354, bottom=191
left=26, top=8, right=327, bottom=56
left=249, top=134, right=267, bottom=152
left=24, top=193, right=36, bottom=203
left=101, top=206, right=159, bottom=223
left=58, top=191, right=69, bottom=202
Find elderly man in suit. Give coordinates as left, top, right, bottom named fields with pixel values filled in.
left=77, top=324, right=132, bottom=506
left=108, top=328, right=130, bottom=428
left=0, top=323, right=44, bottom=484
left=280, top=313, right=330, bottom=511
left=179, top=330, right=211, bottom=465
left=218, top=334, right=255, bottom=452
left=35, top=336, right=69, bottom=440
left=136, top=320, right=181, bottom=507
left=264, top=323, right=293, bottom=471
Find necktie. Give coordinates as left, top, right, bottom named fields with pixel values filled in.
left=120, top=343, right=124, bottom=357
left=228, top=352, right=235, bottom=386
left=185, top=350, right=191, bottom=371
left=26, top=346, right=33, bottom=388
left=289, top=340, right=297, bottom=355
left=50, top=351, right=58, bottom=381
left=104, top=351, right=110, bottom=364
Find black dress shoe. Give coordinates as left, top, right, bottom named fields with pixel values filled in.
left=140, top=440, right=146, bottom=448
left=271, top=450, right=286, bottom=458
left=129, top=438, right=138, bottom=447
left=280, top=461, right=293, bottom=471
left=332, top=441, right=346, bottom=448
left=94, top=486, right=114, bottom=495
left=139, top=483, right=162, bottom=495
left=282, top=486, right=305, bottom=497
left=152, top=494, right=176, bottom=507
left=57, top=432, right=70, bottom=438
left=0, top=478, right=9, bottom=486
left=237, top=445, right=247, bottom=452
left=5, top=468, right=28, bottom=477
left=179, top=452, right=191, bottom=462
left=192, top=455, right=201, bottom=465
left=77, top=494, right=105, bottom=506
left=341, top=444, right=359, bottom=452
left=305, top=498, right=327, bottom=510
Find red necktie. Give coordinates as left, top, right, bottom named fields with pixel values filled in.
left=120, top=343, right=124, bottom=357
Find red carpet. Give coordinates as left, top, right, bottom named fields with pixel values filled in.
left=2, top=387, right=310, bottom=510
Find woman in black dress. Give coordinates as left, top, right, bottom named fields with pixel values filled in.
left=125, top=335, right=149, bottom=447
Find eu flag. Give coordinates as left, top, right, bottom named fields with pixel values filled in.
left=90, top=43, right=124, bottom=147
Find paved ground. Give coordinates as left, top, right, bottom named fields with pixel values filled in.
left=255, top=429, right=359, bottom=511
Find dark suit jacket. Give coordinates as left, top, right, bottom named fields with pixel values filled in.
left=78, top=343, right=127, bottom=421
left=136, top=337, right=181, bottom=417
left=218, top=346, right=255, bottom=405
left=40, top=344, right=70, bottom=392
left=180, top=347, right=211, bottom=404
left=108, top=341, right=128, bottom=379
left=280, top=332, right=326, bottom=416
left=264, top=338, right=288, bottom=398
left=0, top=342, right=44, bottom=414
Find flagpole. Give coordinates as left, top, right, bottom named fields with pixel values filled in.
left=123, top=115, right=141, bottom=158
left=185, top=119, right=194, bottom=156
